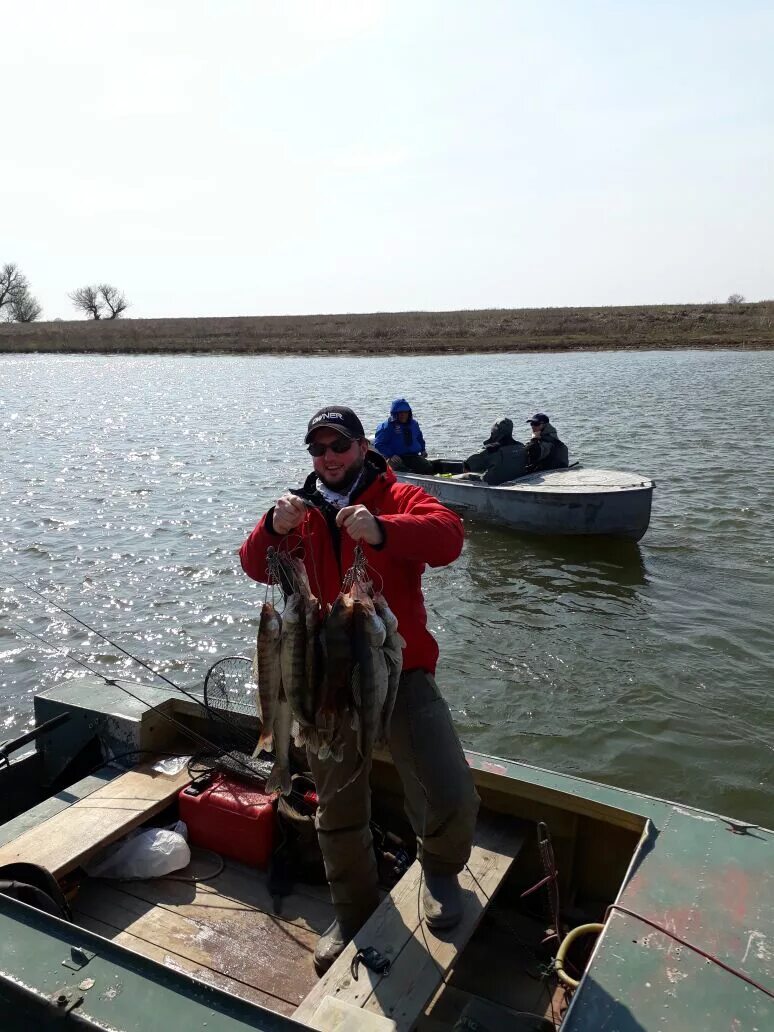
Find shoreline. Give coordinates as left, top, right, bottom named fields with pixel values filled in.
left=1, top=341, right=772, bottom=357
left=1, top=301, right=772, bottom=355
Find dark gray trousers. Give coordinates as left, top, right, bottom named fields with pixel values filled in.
left=306, top=669, right=480, bottom=923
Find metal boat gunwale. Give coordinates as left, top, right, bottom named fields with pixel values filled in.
left=402, top=466, right=655, bottom=496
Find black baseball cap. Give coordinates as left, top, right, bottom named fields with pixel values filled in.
left=527, top=412, right=550, bottom=424
left=304, top=406, right=365, bottom=444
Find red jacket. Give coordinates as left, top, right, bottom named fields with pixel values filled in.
left=239, top=459, right=463, bottom=674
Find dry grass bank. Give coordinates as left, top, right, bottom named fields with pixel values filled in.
left=1, top=302, right=773, bottom=355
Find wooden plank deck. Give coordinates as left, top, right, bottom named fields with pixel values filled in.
left=294, top=817, right=525, bottom=1031
left=73, top=855, right=335, bottom=1013
left=0, top=761, right=192, bottom=877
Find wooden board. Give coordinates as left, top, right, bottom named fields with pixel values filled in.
left=419, top=983, right=561, bottom=1032
left=117, top=856, right=335, bottom=937
left=438, top=906, right=561, bottom=1017
left=0, top=761, right=191, bottom=877
left=74, top=879, right=321, bottom=1007
left=309, top=997, right=398, bottom=1031
left=293, top=818, right=524, bottom=1031
left=77, top=911, right=296, bottom=1017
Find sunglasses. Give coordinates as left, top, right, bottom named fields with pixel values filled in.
left=307, top=438, right=357, bottom=457
left=529, top=421, right=543, bottom=427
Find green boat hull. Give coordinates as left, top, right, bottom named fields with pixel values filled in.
left=0, top=679, right=770, bottom=1029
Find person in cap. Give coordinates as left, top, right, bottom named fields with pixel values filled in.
left=524, top=413, right=569, bottom=474
left=461, top=418, right=527, bottom=485
left=374, top=398, right=436, bottom=474
left=240, top=405, right=479, bottom=975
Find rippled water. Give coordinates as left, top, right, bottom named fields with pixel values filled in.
left=1, top=351, right=772, bottom=825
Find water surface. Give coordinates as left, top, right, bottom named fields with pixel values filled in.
left=1, top=351, right=772, bottom=824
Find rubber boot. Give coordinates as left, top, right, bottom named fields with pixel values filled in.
left=422, top=870, right=463, bottom=930
left=313, top=897, right=379, bottom=976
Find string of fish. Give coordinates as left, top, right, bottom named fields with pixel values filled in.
left=252, top=544, right=404, bottom=796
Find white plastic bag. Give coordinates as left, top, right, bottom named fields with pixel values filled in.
left=152, top=756, right=192, bottom=776
left=84, top=820, right=191, bottom=880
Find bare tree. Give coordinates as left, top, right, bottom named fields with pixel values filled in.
left=11, top=292, right=42, bottom=322
left=69, top=285, right=103, bottom=319
left=69, top=283, right=130, bottom=319
left=0, top=263, right=28, bottom=315
left=727, top=293, right=745, bottom=304
left=1, top=263, right=42, bottom=322
left=98, top=283, right=129, bottom=319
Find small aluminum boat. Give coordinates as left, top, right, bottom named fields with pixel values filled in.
left=396, top=466, right=654, bottom=540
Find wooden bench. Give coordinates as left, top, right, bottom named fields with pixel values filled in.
left=294, top=817, right=525, bottom=1032
left=0, top=761, right=191, bottom=878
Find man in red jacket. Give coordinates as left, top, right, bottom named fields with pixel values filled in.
left=240, top=405, right=479, bottom=974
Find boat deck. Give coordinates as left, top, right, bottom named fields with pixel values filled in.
left=71, top=844, right=564, bottom=1028
left=73, top=853, right=329, bottom=1016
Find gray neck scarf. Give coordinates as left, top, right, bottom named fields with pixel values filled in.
left=317, top=469, right=365, bottom=509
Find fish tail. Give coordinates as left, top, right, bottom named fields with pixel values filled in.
left=256, top=732, right=273, bottom=753
left=266, top=762, right=291, bottom=797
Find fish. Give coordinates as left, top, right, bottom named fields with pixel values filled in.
left=288, top=555, right=313, bottom=596
left=280, top=591, right=308, bottom=723
left=374, top=593, right=405, bottom=743
left=265, top=689, right=293, bottom=796
left=316, top=591, right=355, bottom=760
left=253, top=601, right=282, bottom=754
left=350, top=590, right=388, bottom=767
left=295, top=594, right=322, bottom=750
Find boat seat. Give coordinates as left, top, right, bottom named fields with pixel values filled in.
left=293, top=815, right=526, bottom=1032
left=0, top=760, right=191, bottom=878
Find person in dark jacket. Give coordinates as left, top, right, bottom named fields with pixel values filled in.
left=524, top=413, right=569, bottom=473
left=374, top=398, right=436, bottom=474
left=240, top=405, right=479, bottom=975
left=462, top=418, right=527, bottom=485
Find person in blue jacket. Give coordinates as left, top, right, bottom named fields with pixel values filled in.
left=374, top=399, right=436, bottom=474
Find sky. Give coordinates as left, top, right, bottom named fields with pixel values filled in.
left=3, top=1, right=773, bottom=319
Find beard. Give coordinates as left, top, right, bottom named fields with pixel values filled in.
left=317, top=452, right=366, bottom=493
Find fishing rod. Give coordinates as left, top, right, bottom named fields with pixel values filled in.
left=7, top=619, right=255, bottom=767
left=6, top=572, right=262, bottom=756
left=7, top=623, right=276, bottom=784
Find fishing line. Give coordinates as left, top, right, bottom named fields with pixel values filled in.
left=9, top=623, right=248, bottom=756
left=8, top=572, right=202, bottom=695
left=7, top=574, right=264, bottom=756
left=293, top=526, right=324, bottom=604
left=8, top=622, right=274, bottom=786
left=6, top=623, right=266, bottom=784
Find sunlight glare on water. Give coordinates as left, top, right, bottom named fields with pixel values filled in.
left=1, top=350, right=772, bottom=824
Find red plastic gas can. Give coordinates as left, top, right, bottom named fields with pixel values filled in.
left=178, top=773, right=275, bottom=869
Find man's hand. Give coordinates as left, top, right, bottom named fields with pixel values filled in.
left=272, top=494, right=307, bottom=535
left=336, top=504, right=384, bottom=546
